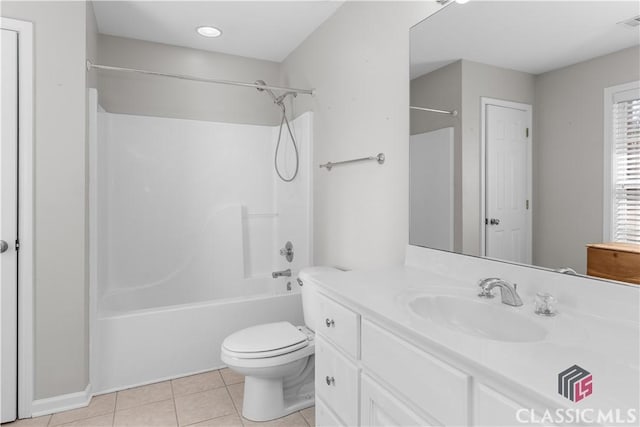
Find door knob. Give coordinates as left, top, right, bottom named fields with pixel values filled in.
left=489, top=218, right=500, bottom=225
left=0, top=240, right=8, bottom=253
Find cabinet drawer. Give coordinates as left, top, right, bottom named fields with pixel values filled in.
left=587, top=244, right=640, bottom=285
left=317, top=293, right=360, bottom=358
left=361, top=374, right=437, bottom=427
left=315, top=335, right=359, bottom=426
left=361, top=319, right=470, bottom=426
left=316, top=398, right=345, bottom=427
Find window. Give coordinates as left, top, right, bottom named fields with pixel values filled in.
left=604, top=81, right=640, bottom=243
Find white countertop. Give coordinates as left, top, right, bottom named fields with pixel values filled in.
left=305, top=260, right=640, bottom=415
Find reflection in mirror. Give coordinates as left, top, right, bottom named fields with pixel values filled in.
left=409, top=1, right=640, bottom=282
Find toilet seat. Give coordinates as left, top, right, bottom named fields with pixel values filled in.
left=222, top=321, right=309, bottom=359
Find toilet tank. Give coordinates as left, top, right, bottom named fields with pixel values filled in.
left=298, top=267, right=341, bottom=332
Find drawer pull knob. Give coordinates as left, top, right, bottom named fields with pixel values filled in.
left=325, top=318, right=335, bottom=328
left=325, top=376, right=335, bottom=386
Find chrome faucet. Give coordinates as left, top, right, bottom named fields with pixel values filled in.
left=478, top=278, right=523, bottom=307
left=272, top=269, right=291, bottom=279
left=555, top=267, right=577, bottom=275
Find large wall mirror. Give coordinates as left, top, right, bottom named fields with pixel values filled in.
left=410, top=1, right=640, bottom=278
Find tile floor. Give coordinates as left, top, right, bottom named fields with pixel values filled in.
left=5, top=368, right=315, bottom=427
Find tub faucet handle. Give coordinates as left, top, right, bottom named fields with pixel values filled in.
left=279, top=241, right=294, bottom=263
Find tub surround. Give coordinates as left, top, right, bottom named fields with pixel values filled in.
left=308, top=245, right=639, bottom=426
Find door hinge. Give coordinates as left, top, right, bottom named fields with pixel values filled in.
left=485, top=218, right=488, bottom=225
left=526, top=200, right=529, bottom=210
left=525, top=128, right=529, bottom=138
left=15, top=239, right=20, bottom=251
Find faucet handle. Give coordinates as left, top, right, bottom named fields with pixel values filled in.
left=535, top=292, right=557, bottom=316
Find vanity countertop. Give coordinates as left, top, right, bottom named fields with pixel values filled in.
left=304, top=258, right=640, bottom=415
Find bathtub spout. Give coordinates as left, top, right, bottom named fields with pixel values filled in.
left=272, top=269, right=292, bottom=279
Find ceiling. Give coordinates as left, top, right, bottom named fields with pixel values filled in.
left=411, top=1, right=640, bottom=79
left=93, top=1, right=344, bottom=63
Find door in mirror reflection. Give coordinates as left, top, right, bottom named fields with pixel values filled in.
left=484, top=101, right=531, bottom=264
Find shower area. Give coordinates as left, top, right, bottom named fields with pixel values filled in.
left=88, top=71, right=313, bottom=392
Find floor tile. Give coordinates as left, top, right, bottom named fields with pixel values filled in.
left=58, top=413, right=114, bottom=427
left=50, top=394, right=116, bottom=426
left=185, top=414, right=243, bottom=427
left=299, top=406, right=315, bottom=426
left=172, top=371, right=225, bottom=397
left=3, top=415, right=51, bottom=427
left=116, top=381, right=173, bottom=411
left=226, top=383, right=244, bottom=413
left=243, top=412, right=309, bottom=427
left=219, top=368, right=244, bottom=386
left=174, top=388, right=236, bottom=426
left=113, top=399, right=177, bottom=427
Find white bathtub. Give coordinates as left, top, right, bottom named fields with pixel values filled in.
left=94, top=288, right=303, bottom=393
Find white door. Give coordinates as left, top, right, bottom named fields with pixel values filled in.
left=485, top=103, right=531, bottom=264
left=1, top=28, right=19, bottom=424
left=409, top=127, right=454, bottom=251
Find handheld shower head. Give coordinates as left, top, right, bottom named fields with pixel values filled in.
left=274, top=91, right=297, bottom=105
left=255, top=80, right=278, bottom=103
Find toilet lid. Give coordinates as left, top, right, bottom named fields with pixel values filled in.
left=222, top=322, right=308, bottom=359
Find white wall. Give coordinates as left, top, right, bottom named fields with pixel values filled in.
left=281, top=1, right=441, bottom=269
left=533, top=46, right=640, bottom=273
left=1, top=1, right=89, bottom=399
left=96, top=35, right=282, bottom=126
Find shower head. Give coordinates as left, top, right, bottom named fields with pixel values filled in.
left=255, top=80, right=278, bottom=103
left=274, top=91, right=297, bottom=105
left=256, top=80, right=297, bottom=106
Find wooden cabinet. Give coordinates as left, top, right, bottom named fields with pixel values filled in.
left=586, top=242, right=640, bottom=285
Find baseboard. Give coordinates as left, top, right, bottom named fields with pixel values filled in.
left=31, top=383, right=92, bottom=417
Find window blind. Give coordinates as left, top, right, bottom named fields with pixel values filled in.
left=612, top=89, right=640, bottom=243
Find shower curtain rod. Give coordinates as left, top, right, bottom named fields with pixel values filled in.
left=86, top=61, right=315, bottom=95
left=410, top=105, right=458, bottom=117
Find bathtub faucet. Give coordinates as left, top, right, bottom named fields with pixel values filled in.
left=272, top=269, right=292, bottom=279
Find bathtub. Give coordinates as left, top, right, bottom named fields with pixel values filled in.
left=94, top=286, right=303, bottom=393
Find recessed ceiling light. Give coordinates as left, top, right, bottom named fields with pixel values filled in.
left=196, top=26, right=222, bottom=38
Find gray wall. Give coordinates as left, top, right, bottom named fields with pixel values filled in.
left=1, top=1, right=89, bottom=399
left=281, top=1, right=440, bottom=269
left=409, top=59, right=535, bottom=256
left=96, top=35, right=282, bottom=126
left=460, top=60, right=535, bottom=255
left=533, top=46, right=640, bottom=273
left=410, top=60, right=462, bottom=251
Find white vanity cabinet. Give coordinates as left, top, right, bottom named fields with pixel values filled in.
left=314, top=291, right=561, bottom=427
left=315, top=294, right=361, bottom=426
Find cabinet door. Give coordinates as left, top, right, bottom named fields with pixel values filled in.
left=316, top=398, right=345, bottom=427
left=475, top=383, right=528, bottom=427
left=361, top=319, right=469, bottom=426
left=315, top=335, right=359, bottom=426
left=361, top=374, right=437, bottom=427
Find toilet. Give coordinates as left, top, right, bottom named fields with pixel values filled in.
left=220, top=267, right=338, bottom=422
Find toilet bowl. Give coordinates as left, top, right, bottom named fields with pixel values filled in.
left=220, top=267, right=339, bottom=422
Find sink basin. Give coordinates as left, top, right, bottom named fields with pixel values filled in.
left=408, top=295, right=548, bottom=343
